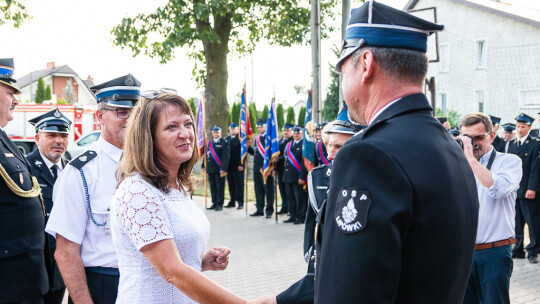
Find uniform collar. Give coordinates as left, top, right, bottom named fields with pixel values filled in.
left=517, top=133, right=529, bottom=145
left=213, top=137, right=222, bottom=142
left=369, top=97, right=402, bottom=125
left=39, top=151, right=63, bottom=170
left=96, top=136, right=123, bottom=163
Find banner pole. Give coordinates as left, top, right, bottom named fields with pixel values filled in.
left=245, top=158, right=248, bottom=216
left=274, top=170, right=278, bottom=223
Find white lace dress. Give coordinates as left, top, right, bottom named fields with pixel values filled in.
left=111, top=173, right=210, bottom=304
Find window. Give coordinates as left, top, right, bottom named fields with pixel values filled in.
left=440, top=93, right=447, bottom=113
left=475, top=40, right=486, bottom=69
left=440, top=44, right=449, bottom=72
left=519, top=89, right=540, bottom=108
left=474, top=90, right=485, bottom=113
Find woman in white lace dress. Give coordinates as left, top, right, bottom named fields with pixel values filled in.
left=111, top=91, right=262, bottom=303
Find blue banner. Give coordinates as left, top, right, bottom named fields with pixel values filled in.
left=302, top=90, right=315, bottom=171
left=263, top=100, right=280, bottom=183
left=240, top=88, right=252, bottom=164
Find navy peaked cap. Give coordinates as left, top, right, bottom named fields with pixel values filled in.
left=502, top=123, right=516, bottom=132
left=515, top=113, right=534, bottom=125
left=90, top=74, right=141, bottom=108
left=212, top=125, right=222, bottom=132
left=336, top=0, right=444, bottom=71
left=489, top=115, right=501, bottom=125
left=29, top=109, right=72, bottom=133
left=0, top=58, right=21, bottom=94
left=283, top=123, right=294, bottom=130
left=229, top=122, right=238, bottom=128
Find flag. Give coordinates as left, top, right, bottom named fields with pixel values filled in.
left=196, top=91, right=206, bottom=156
left=302, top=90, right=315, bottom=172
left=240, top=87, right=253, bottom=164
left=263, top=99, right=280, bottom=183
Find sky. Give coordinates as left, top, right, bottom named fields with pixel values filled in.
left=2, top=0, right=537, bottom=109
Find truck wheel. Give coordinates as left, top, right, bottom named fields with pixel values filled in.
left=16, top=143, right=32, bottom=155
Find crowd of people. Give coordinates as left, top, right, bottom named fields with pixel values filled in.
left=0, top=1, right=537, bottom=304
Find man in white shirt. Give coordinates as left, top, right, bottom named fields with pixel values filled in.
left=27, top=109, right=72, bottom=304
left=458, top=113, right=522, bottom=304
left=46, top=74, right=141, bottom=304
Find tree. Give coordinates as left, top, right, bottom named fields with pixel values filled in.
left=294, top=85, right=306, bottom=95
left=230, top=102, right=240, bottom=125
left=111, top=0, right=336, bottom=139
left=45, top=85, right=52, bottom=101
left=436, top=108, right=462, bottom=128
left=35, top=77, right=46, bottom=104
left=188, top=97, right=197, bottom=115
left=276, top=103, right=284, bottom=130
left=0, top=0, right=31, bottom=28
left=286, top=106, right=295, bottom=125
left=322, top=45, right=340, bottom=121
left=249, top=102, right=258, bottom=134
left=63, top=80, right=77, bottom=104
left=261, top=104, right=269, bottom=121
left=298, top=106, right=306, bottom=127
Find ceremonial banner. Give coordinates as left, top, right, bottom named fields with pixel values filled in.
left=302, top=90, right=315, bottom=172
left=196, top=92, right=206, bottom=156
left=263, top=100, right=280, bottom=183
left=240, top=87, right=253, bottom=164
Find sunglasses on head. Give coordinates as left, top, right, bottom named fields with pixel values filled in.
left=141, top=88, right=177, bottom=99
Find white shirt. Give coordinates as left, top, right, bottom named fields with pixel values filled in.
left=46, top=136, right=122, bottom=268
left=39, top=151, right=63, bottom=176
left=111, top=174, right=210, bottom=304
left=475, top=147, right=522, bottom=244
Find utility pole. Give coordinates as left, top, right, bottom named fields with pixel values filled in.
left=339, top=0, right=351, bottom=112
left=311, top=0, right=321, bottom=124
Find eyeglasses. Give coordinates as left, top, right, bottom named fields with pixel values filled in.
left=141, top=88, right=177, bottom=99
left=464, top=132, right=492, bottom=142
left=101, top=107, right=132, bottom=119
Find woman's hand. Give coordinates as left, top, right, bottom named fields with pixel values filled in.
left=202, top=246, right=231, bottom=271
left=248, top=295, right=277, bottom=304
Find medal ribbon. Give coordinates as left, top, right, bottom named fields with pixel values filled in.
left=318, top=141, right=330, bottom=165
left=256, top=135, right=265, bottom=157
left=286, top=141, right=301, bottom=172
left=209, top=140, right=222, bottom=168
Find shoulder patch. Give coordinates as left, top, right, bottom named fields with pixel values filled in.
left=335, top=188, right=372, bottom=234
left=68, top=150, right=98, bottom=169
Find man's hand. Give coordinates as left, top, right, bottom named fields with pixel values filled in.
left=526, top=190, right=536, bottom=199
left=457, top=135, right=475, bottom=161
left=220, top=170, right=227, bottom=176
left=248, top=295, right=277, bottom=304
left=238, top=166, right=244, bottom=171
left=298, top=179, right=305, bottom=185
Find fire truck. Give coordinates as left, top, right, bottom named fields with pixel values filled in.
left=5, top=104, right=99, bottom=156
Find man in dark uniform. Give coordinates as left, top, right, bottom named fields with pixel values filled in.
left=27, top=109, right=71, bottom=304
left=0, top=58, right=49, bottom=304
left=313, top=122, right=330, bottom=167
left=248, top=119, right=274, bottom=217
left=490, top=115, right=505, bottom=152
left=205, top=125, right=230, bottom=211
left=507, top=113, right=540, bottom=263
left=225, top=123, right=244, bottom=209
left=529, top=114, right=540, bottom=138
left=283, top=126, right=307, bottom=224
left=502, top=123, right=516, bottom=153
left=276, top=123, right=293, bottom=214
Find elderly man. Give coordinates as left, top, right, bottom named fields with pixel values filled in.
left=46, top=74, right=141, bottom=303
left=0, top=58, right=48, bottom=304
left=458, top=113, right=522, bottom=304
left=27, top=109, right=72, bottom=304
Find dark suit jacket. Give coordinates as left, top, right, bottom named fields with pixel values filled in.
left=507, top=135, right=540, bottom=199
left=276, top=136, right=292, bottom=174
left=26, top=150, right=66, bottom=292
left=314, top=94, right=479, bottom=303
left=282, top=140, right=307, bottom=184
left=248, top=134, right=266, bottom=172
left=225, top=134, right=242, bottom=172
left=205, top=137, right=230, bottom=175
left=530, top=128, right=539, bottom=138
left=492, top=135, right=506, bottom=152
left=0, top=130, right=48, bottom=302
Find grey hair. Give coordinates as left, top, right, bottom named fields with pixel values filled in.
left=350, top=46, right=428, bottom=86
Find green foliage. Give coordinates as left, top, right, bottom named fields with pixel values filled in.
left=249, top=102, right=258, bottom=133
left=0, top=0, right=31, bottom=28
left=294, top=85, right=305, bottom=95
left=298, top=106, right=306, bottom=127
left=56, top=98, right=67, bottom=105
left=276, top=103, right=284, bottom=130
left=45, top=85, right=52, bottom=101
left=35, top=77, right=46, bottom=104
left=188, top=98, right=197, bottom=115
left=322, top=45, right=340, bottom=121
left=261, top=104, right=269, bottom=120
left=286, top=106, right=295, bottom=124
left=436, top=108, right=462, bottom=128
left=230, top=102, right=240, bottom=124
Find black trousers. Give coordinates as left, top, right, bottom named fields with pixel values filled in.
left=4, top=295, right=43, bottom=304
left=253, top=171, right=274, bottom=215
left=208, top=173, right=226, bottom=207
left=514, top=198, right=540, bottom=256
left=285, top=182, right=306, bottom=221
left=68, top=269, right=119, bottom=304
left=277, top=172, right=288, bottom=212
left=227, top=170, right=244, bottom=205
left=43, top=289, right=65, bottom=304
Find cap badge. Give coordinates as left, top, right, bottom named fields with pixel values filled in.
left=54, top=109, right=61, bottom=118
left=125, top=74, right=135, bottom=86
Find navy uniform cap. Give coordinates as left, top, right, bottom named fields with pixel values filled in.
left=0, top=58, right=21, bottom=94
left=256, top=119, right=267, bottom=127
left=282, top=123, right=294, bottom=130
left=502, top=123, right=516, bottom=133
left=336, top=0, right=444, bottom=72
left=29, top=109, right=72, bottom=134
left=212, top=125, right=222, bottom=132
left=327, top=101, right=364, bottom=135
left=489, top=115, right=501, bottom=126
left=315, top=122, right=328, bottom=131
left=90, top=74, right=141, bottom=108
left=515, top=113, right=534, bottom=125
left=449, top=127, right=460, bottom=136
left=229, top=122, right=238, bottom=128
left=292, top=126, right=303, bottom=134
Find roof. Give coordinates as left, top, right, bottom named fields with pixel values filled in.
left=404, top=0, right=540, bottom=28
left=17, top=65, right=77, bottom=88
left=82, top=79, right=94, bottom=91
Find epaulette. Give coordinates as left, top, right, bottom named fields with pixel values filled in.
left=68, top=150, right=98, bottom=169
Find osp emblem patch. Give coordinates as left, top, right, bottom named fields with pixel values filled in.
left=335, top=188, right=371, bottom=234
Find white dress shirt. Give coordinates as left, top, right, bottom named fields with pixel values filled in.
left=475, top=147, right=522, bottom=244
left=39, top=151, right=63, bottom=177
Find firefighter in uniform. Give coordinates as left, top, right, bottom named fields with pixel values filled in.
left=225, top=123, right=244, bottom=209
left=27, top=109, right=72, bottom=304
left=276, top=123, right=293, bottom=214
left=490, top=115, right=505, bottom=152
left=205, top=125, right=230, bottom=211
left=0, top=58, right=49, bottom=304
left=282, top=126, right=307, bottom=224
left=248, top=119, right=274, bottom=217
left=313, top=122, right=329, bottom=167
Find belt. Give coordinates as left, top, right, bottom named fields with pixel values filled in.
left=474, top=238, right=516, bottom=251
left=85, top=266, right=119, bottom=276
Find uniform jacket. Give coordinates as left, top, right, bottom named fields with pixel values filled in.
left=205, top=137, right=230, bottom=175
left=314, top=140, right=329, bottom=166
left=248, top=134, right=266, bottom=172
left=26, top=150, right=66, bottom=292
left=530, top=128, right=539, bottom=138
left=507, top=135, right=540, bottom=199
left=315, top=93, right=479, bottom=303
left=276, top=136, right=292, bottom=174
left=283, top=139, right=307, bottom=184
left=492, top=135, right=506, bottom=152
left=304, top=164, right=331, bottom=256
left=0, top=130, right=48, bottom=302
left=225, top=134, right=242, bottom=172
